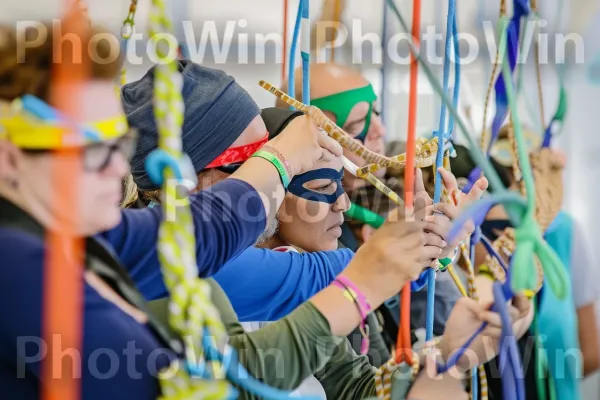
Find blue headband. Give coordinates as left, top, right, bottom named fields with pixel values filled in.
left=287, top=167, right=345, bottom=204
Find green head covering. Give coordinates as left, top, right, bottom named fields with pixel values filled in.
left=310, top=84, right=377, bottom=142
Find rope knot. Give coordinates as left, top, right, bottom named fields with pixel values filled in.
left=513, top=218, right=542, bottom=244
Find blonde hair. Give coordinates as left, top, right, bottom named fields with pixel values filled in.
left=120, top=173, right=140, bottom=208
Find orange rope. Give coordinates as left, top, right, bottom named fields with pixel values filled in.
left=42, top=2, right=88, bottom=400
left=396, top=0, right=421, bottom=366
left=282, top=0, right=289, bottom=83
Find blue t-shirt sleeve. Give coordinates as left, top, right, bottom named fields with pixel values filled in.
left=0, top=229, right=173, bottom=400
left=213, top=247, right=354, bottom=321
left=100, top=178, right=266, bottom=300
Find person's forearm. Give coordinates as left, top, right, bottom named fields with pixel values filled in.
left=202, top=279, right=341, bottom=398
left=310, top=268, right=409, bottom=337
left=230, top=157, right=286, bottom=227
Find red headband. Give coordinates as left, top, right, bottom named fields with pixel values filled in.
left=205, top=132, right=269, bottom=169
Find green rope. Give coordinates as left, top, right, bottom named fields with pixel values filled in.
left=498, top=15, right=568, bottom=298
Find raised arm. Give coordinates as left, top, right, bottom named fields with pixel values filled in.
left=213, top=247, right=354, bottom=321
left=102, top=178, right=266, bottom=299
left=102, top=114, right=343, bottom=300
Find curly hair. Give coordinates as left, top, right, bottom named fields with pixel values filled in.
left=0, top=22, right=122, bottom=103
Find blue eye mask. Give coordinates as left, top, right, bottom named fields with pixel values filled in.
left=287, top=167, right=345, bottom=204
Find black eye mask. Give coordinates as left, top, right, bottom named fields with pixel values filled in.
left=287, top=167, right=345, bottom=204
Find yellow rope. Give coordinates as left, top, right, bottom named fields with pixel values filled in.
left=447, top=265, right=468, bottom=297
left=148, top=0, right=229, bottom=397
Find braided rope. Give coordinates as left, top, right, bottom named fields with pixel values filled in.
left=148, top=0, right=229, bottom=397
left=480, top=0, right=508, bottom=151
left=357, top=137, right=440, bottom=176
left=260, top=81, right=413, bottom=168
left=120, top=0, right=138, bottom=87
left=374, top=357, right=420, bottom=400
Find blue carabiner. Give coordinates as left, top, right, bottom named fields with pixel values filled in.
left=145, top=149, right=198, bottom=190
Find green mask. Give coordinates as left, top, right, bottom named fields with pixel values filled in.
left=310, top=84, right=377, bottom=142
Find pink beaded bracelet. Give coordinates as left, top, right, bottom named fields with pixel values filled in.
left=332, top=275, right=372, bottom=354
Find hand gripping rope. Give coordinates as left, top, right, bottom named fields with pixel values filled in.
left=384, top=3, right=570, bottom=399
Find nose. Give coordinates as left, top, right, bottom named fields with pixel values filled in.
left=332, top=192, right=351, bottom=213
left=366, top=113, right=385, bottom=142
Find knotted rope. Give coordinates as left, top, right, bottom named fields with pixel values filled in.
left=147, top=0, right=230, bottom=398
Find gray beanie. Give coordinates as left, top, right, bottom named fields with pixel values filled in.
left=122, top=60, right=261, bottom=190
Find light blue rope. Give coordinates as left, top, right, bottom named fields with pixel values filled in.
left=449, top=14, right=460, bottom=139
left=426, top=0, right=457, bottom=343
left=288, top=0, right=303, bottom=108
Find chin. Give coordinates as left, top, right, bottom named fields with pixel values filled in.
left=319, top=238, right=339, bottom=252
left=90, top=208, right=122, bottom=234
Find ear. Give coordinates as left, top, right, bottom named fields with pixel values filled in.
left=360, top=224, right=376, bottom=243
left=0, top=140, right=20, bottom=181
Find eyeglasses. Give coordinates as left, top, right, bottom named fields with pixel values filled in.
left=83, top=130, right=137, bottom=172
left=23, top=129, right=137, bottom=173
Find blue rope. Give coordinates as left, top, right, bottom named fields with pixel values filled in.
left=301, top=0, right=310, bottom=104
left=185, top=336, right=321, bottom=400
left=427, top=0, right=458, bottom=343
left=380, top=1, right=389, bottom=125
left=470, top=227, right=480, bottom=394
left=288, top=0, right=303, bottom=107
left=449, top=15, right=461, bottom=140
left=493, top=279, right=525, bottom=400
left=465, top=0, right=530, bottom=190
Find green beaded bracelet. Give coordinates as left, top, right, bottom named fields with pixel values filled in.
left=251, top=150, right=291, bottom=189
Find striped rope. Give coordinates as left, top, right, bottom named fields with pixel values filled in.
left=147, top=0, right=230, bottom=397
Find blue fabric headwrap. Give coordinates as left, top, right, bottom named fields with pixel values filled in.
left=122, top=60, right=261, bottom=190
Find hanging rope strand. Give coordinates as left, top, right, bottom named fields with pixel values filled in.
left=395, top=0, right=422, bottom=369
left=480, top=0, right=507, bottom=151
left=147, top=0, right=231, bottom=397
left=530, top=0, right=546, bottom=125
left=120, top=0, right=138, bottom=87
left=282, top=0, right=289, bottom=83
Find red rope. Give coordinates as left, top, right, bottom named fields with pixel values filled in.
left=395, top=0, right=421, bottom=366
left=42, top=2, right=88, bottom=400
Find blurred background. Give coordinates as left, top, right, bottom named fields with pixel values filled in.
left=3, top=0, right=600, bottom=396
